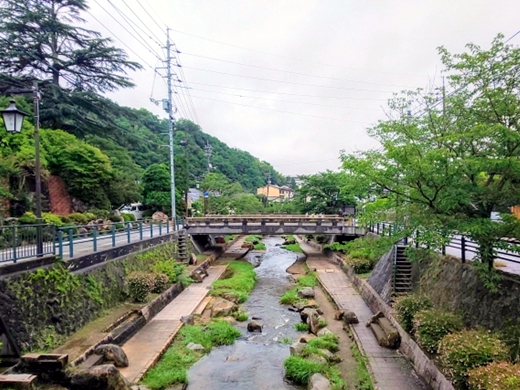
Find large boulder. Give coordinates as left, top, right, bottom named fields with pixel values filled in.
left=298, top=287, right=315, bottom=299
left=308, top=312, right=326, bottom=335
left=186, top=342, right=205, bottom=351
left=69, top=364, right=130, bottom=390
left=317, top=328, right=333, bottom=337
left=290, top=342, right=306, bottom=356
left=308, top=373, right=331, bottom=390
left=343, top=311, right=359, bottom=324
left=247, top=321, right=262, bottom=333
left=298, top=334, right=316, bottom=343
left=151, top=211, right=168, bottom=223
left=94, top=344, right=128, bottom=368
left=300, top=308, right=318, bottom=323
left=189, top=253, right=197, bottom=265
left=181, top=315, right=194, bottom=325
left=211, top=298, right=238, bottom=317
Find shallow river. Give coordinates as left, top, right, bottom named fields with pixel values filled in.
left=187, top=237, right=304, bottom=390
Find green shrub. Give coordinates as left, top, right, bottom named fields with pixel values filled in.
left=127, top=271, right=155, bottom=302
left=68, top=212, right=89, bottom=225
left=498, top=321, right=520, bottom=363
left=346, top=257, right=374, bottom=274
left=109, top=213, right=123, bottom=223
left=83, top=212, right=96, bottom=221
left=413, top=309, right=463, bottom=354
left=467, top=361, right=520, bottom=390
left=115, top=222, right=124, bottom=230
left=233, top=312, right=248, bottom=322
left=394, top=294, right=432, bottom=332
left=122, top=213, right=136, bottom=222
left=18, top=211, right=37, bottom=224
left=438, top=330, right=509, bottom=387
left=42, top=212, right=64, bottom=226
left=284, top=355, right=326, bottom=385
left=90, top=208, right=110, bottom=220
left=152, top=273, right=169, bottom=294
left=151, top=261, right=183, bottom=283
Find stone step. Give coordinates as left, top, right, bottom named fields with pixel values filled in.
left=0, top=374, right=37, bottom=390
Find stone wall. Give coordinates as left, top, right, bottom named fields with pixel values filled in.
left=0, top=241, right=179, bottom=353
left=46, top=175, right=72, bottom=215
left=0, top=177, right=10, bottom=218
left=366, top=247, right=394, bottom=304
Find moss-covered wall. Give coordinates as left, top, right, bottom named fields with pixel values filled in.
left=0, top=242, right=179, bottom=352
left=415, top=256, right=520, bottom=330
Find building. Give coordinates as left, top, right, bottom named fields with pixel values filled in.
left=256, top=184, right=294, bottom=202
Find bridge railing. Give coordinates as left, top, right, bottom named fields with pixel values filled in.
left=0, top=217, right=183, bottom=263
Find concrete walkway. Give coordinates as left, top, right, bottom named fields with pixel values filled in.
left=118, top=265, right=227, bottom=384
left=300, top=243, right=427, bottom=390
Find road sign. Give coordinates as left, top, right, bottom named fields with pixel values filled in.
left=204, top=192, right=209, bottom=198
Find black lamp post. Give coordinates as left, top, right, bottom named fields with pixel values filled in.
left=1, top=82, right=43, bottom=256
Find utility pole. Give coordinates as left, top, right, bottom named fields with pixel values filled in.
left=204, top=141, right=212, bottom=173
left=165, top=28, right=177, bottom=229
left=442, top=76, right=446, bottom=119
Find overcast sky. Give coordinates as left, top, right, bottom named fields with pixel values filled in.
left=85, top=0, right=520, bottom=176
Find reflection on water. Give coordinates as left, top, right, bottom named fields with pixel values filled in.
left=187, top=237, right=304, bottom=390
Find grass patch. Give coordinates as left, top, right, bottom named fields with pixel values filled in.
left=284, top=355, right=326, bottom=385
left=280, top=272, right=317, bottom=305
left=351, top=342, right=374, bottom=390
left=295, top=323, right=309, bottom=332
left=224, top=234, right=236, bottom=243
left=253, top=242, right=266, bottom=250
left=281, top=337, right=292, bottom=344
left=142, top=321, right=240, bottom=389
left=210, top=261, right=257, bottom=303
left=245, top=234, right=262, bottom=243
left=232, top=311, right=248, bottom=322
left=282, top=243, right=303, bottom=253
left=358, top=271, right=372, bottom=279
left=307, top=333, right=339, bottom=352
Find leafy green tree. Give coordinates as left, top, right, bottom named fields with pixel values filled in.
left=0, top=0, right=141, bottom=135
left=294, top=171, right=357, bottom=215
left=342, top=35, right=520, bottom=277
left=142, top=164, right=171, bottom=214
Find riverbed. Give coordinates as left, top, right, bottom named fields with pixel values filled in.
left=187, top=236, right=304, bottom=390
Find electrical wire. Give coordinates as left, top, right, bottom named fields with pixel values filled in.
left=174, top=46, right=201, bottom=123
left=139, top=0, right=168, bottom=30
left=506, top=29, right=520, bottom=43
left=190, top=95, right=373, bottom=124
left=180, top=65, right=398, bottom=93
left=122, top=0, right=164, bottom=46
left=180, top=51, right=414, bottom=88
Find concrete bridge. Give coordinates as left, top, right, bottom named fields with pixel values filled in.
left=185, top=215, right=365, bottom=236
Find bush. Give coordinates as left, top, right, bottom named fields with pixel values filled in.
left=42, top=212, right=64, bottom=226
left=438, top=330, right=509, bottom=387
left=467, top=361, right=520, bottom=390
left=122, top=213, right=136, bottom=222
left=152, top=273, right=169, bottom=293
left=127, top=271, right=155, bottom=302
left=83, top=212, right=96, bottom=221
left=152, top=260, right=183, bottom=283
left=90, top=208, right=110, bottom=220
left=284, top=355, right=326, bottom=385
left=346, top=257, right=374, bottom=274
left=68, top=212, right=88, bottom=225
left=394, top=294, right=432, bottom=332
left=18, top=211, right=37, bottom=224
left=498, top=321, right=520, bottom=363
left=413, top=309, right=463, bottom=354
left=324, top=235, right=395, bottom=270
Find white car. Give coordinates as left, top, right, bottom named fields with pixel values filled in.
left=119, top=203, right=144, bottom=220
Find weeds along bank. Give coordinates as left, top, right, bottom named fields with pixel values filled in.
left=141, top=260, right=256, bottom=389
left=0, top=242, right=186, bottom=352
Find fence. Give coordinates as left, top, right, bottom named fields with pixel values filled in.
left=368, top=222, right=520, bottom=265
left=0, top=218, right=182, bottom=264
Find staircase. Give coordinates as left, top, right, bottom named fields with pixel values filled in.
left=177, top=230, right=188, bottom=262
left=392, top=245, right=413, bottom=299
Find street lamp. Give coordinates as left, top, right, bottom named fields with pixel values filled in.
left=1, top=82, right=43, bottom=256
left=1, top=100, right=28, bottom=133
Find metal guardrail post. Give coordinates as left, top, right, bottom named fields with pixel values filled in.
left=127, top=223, right=131, bottom=243
left=376, top=223, right=380, bottom=235
left=442, top=245, right=446, bottom=255
left=166, top=218, right=170, bottom=233
left=461, top=236, right=466, bottom=263
left=68, top=228, right=73, bottom=258
left=111, top=225, right=116, bottom=247
left=150, top=221, right=153, bottom=238
left=159, top=221, right=162, bottom=236
left=139, top=221, right=143, bottom=240
left=404, top=236, right=408, bottom=246
left=12, top=225, right=17, bottom=263
left=415, top=231, right=419, bottom=248
left=93, top=228, right=97, bottom=252
left=58, top=229, right=63, bottom=259
left=52, top=224, right=56, bottom=255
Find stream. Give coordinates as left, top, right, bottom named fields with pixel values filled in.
left=187, top=236, right=304, bottom=390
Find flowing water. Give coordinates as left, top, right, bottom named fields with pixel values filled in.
left=187, top=237, right=304, bottom=390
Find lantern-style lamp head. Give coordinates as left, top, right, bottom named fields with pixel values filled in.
left=1, top=99, right=28, bottom=133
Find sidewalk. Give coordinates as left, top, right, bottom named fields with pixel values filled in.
left=118, top=265, right=227, bottom=383
left=300, top=243, right=427, bottom=390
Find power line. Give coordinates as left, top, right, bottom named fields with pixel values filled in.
left=186, top=81, right=388, bottom=101
left=178, top=86, right=382, bottom=111
left=139, top=0, right=168, bottom=30
left=122, top=0, right=164, bottom=45
left=169, top=28, right=425, bottom=78
left=190, top=95, right=373, bottom=124
left=174, top=46, right=201, bottom=124
left=506, top=29, right=520, bottom=43
left=180, top=65, right=398, bottom=93
left=180, top=51, right=414, bottom=88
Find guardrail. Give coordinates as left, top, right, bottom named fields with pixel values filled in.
left=0, top=217, right=183, bottom=264
left=367, top=222, right=520, bottom=265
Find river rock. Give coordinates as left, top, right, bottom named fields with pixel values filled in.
left=318, top=349, right=341, bottom=363
left=152, top=211, right=168, bottom=223
left=189, top=253, right=197, bottom=265
left=252, top=316, right=262, bottom=320
left=70, top=364, right=130, bottom=390
left=190, top=268, right=208, bottom=283
left=308, top=373, right=331, bottom=390
left=334, top=310, right=345, bottom=320
left=298, top=287, right=315, bottom=299
left=186, top=342, right=205, bottom=351
left=298, top=334, right=316, bottom=343
left=78, top=227, right=88, bottom=237
left=94, top=344, right=129, bottom=368
left=211, top=298, right=238, bottom=317
left=241, top=242, right=253, bottom=249
left=247, top=321, right=262, bottom=333
left=308, top=353, right=327, bottom=365
left=294, top=300, right=318, bottom=311
left=181, top=315, right=194, bottom=325
left=317, top=328, right=333, bottom=337
left=300, top=308, right=317, bottom=323
left=221, top=292, right=239, bottom=304
left=290, top=342, right=306, bottom=356
left=343, top=311, right=359, bottom=324
left=308, top=312, right=323, bottom=335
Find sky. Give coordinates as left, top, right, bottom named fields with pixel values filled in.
left=85, top=0, right=520, bottom=176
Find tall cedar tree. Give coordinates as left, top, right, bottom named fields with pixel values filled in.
left=0, top=0, right=142, bottom=135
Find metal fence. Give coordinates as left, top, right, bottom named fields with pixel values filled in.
left=367, top=222, right=520, bottom=265
left=0, top=218, right=182, bottom=264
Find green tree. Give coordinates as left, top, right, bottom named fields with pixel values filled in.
left=142, top=163, right=170, bottom=214
left=342, top=35, right=520, bottom=277
left=0, top=0, right=141, bottom=135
